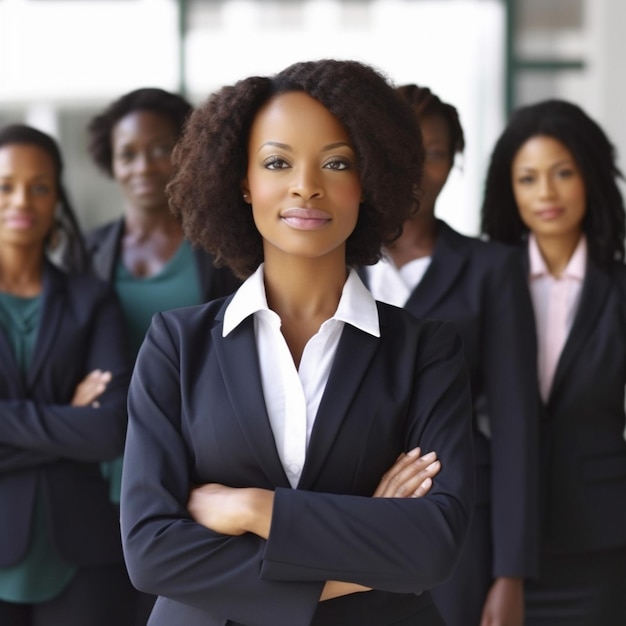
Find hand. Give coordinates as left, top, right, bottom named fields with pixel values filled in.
left=71, top=369, right=112, bottom=407
left=188, top=483, right=274, bottom=538
left=320, top=581, right=371, bottom=601
left=373, top=447, right=440, bottom=498
left=480, top=577, right=524, bottom=626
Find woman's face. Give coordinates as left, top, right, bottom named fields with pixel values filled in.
left=511, top=135, right=586, bottom=240
left=0, top=143, right=58, bottom=251
left=111, top=110, right=177, bottom=213
left=243, top=91, right=362, bottom=264
left=417, top=113, right=454, bottom=217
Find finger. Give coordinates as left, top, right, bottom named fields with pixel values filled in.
left=399, top=460, right=441, bottom=498
left=412, top=476, right=432, bottom=498
left=380, top=458, right=441, bottom=498
left=385, top=450, right=436, bottom=484
left=374, top=452, right=437, bottom=498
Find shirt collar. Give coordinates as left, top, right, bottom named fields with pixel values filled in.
left=528, top=233, right=587, bottom=280
left=223, top=263, right=380, bottom=337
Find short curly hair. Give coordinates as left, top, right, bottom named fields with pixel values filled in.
left=87, top=87, right=192, bottom=177
left=396, top=84, right=465, bottom=162
left=168, top=59, right=424, bottom=279
left=481, top=99, right=625, bottom=268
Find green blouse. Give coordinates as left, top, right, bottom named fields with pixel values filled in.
left=0, top=292, right=76, bottom=603
left=101, top=240, right=202, bottom=502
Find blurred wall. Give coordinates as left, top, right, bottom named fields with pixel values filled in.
left=1, top=0, right=625, bottom=236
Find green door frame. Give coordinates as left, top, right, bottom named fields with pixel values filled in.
left=503, top=0, right=585, bottom=115
left=175, top=0, right=586, bottom=115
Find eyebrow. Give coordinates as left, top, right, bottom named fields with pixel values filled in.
left=516, top=159, right=574, bottom=171
left=257, top=141, right=354, bottom=153
left=0, top=174, right=52, bottom=180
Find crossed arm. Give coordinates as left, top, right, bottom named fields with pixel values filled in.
left=187, top=447, right=441, bottom=601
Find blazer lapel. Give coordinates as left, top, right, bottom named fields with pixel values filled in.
left=548, top=259, right=612, bottom=407
left=0, top=324, right=22, bottom=393
left=403, top=221, right=469, bottom=318
left=298, top=317, right=380, bottom=489
left=211, top=314, right=290, bottom=488
left=89, top=218, right=123, bottom=282
left=26, top=263, right=65, bottom=389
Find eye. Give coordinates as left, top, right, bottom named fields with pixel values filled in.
left=116, top=149, right=135, bottom=163
left=323, top=157, right=352, bottom=171
left=425, top=149, right=448, bottom=163
left=0, top=182, right=12, bottom=194
left=263, top=156, right=290, bottom=170
left=516, top=175, right=535, bottom=185
left=32, top=183, right=52, bottom=195
left=556, top=168, right=574, bottom=179
left=151, top=144, right=173, bottom=159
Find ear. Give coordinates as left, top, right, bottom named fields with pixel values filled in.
left=241, top=180, right=251, bottom=204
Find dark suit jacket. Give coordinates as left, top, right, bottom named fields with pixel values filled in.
left=521, top=251, right=626, bottom=555
left=121, top=295, right=475, bottom=626
left=360, top=220, right=540, bottom=579
left=0, top=263, right=131, bottom=567
left=84, top=217, right=241, bottom=302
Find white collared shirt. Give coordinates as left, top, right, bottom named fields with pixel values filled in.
left=223, top=264, right=380, bottom=488
left=366, top=252, right=432, bottom=307
left=528, top=234, right=586, bottom=402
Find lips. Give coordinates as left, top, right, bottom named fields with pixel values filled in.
left=534, top=207, right=565, bottom=220
left=2, top=212, right=35, bottom=229
left=280, top=207, right=331, bottom=230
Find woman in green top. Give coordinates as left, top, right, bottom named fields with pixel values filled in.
left=85, top=86, right=240, bottom=625
left=0, top=124, right=134, bottom=625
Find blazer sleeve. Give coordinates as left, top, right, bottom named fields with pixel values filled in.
left=260, top=320, right=474, bottom=592
left=483, top=248, right=540, bottom=578
left=122, top=313, right=323, bottom=626
left=0, top=284, right=130, bottom=462
left=0, top=445, right=56, bottom=471
left=122, top=314, right=473, bottom=624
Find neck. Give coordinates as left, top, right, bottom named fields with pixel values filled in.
left=534, top=230, right=583, bottom=278
left=387, top=211, right=438, bottom=268
left=263, top=251, right=347, bottom=321
left=124, top=204, right=183, bottom=238
left=0, top=247, right=45, bottom=296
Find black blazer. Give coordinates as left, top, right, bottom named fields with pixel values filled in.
left=521, top=251, right=626, bottom=555
left=121, top=296, right=475, bottom=626
left=0, top=263, right=131, bottom=567
left=360, top=220, right=540, bottom=579
left=85, top=217, right=241, bottom=301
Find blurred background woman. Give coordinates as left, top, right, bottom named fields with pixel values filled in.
left=0, top=124, right=133, bottom=625
left=481, top=98, right=626, bottom=626
left=362, top=84, right=540, bottom=626
left=85, top=86, right=240, bottom=625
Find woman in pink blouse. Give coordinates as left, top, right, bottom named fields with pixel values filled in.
left=481, top=99, right=626, bottom=626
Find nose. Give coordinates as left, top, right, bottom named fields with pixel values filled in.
left=538, top=174, right=556, bottom=199
left=132, top=151, right=155, bottom=174
left=9, top=184, right=29, bottom=209
left=289, top=164, right=323, bottom=200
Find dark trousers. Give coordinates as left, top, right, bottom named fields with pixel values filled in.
left=525, top=546, right=626, bottom=626
left=0, top=562, right=135, bottom=626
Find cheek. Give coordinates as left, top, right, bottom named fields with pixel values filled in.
left=112, top=162, right=126, bottom=183
left=246, top=173, right=278, bottom=205
left=333, top=177, right=362, bottom=207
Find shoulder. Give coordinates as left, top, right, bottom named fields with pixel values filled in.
left=446, top=223, right=518, bottom=262
left=437, top=220, right=523, bottom=277
left=45, top=264, right=121, bottom=313
left=377, top=301, right=463, bottom=359
left=152, top=295, right=232, bottom=338
left=84, top=218, right=122, bottom=250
